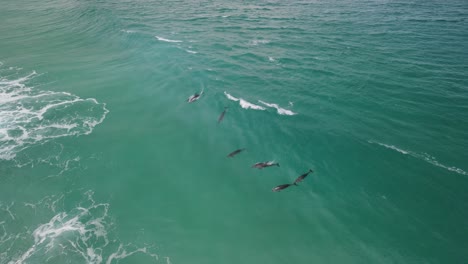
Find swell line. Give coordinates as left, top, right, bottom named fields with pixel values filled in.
left=369, top=140, right=468, bottom=176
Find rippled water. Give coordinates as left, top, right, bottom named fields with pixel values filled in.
left=1, top=0, right=468, bottom=263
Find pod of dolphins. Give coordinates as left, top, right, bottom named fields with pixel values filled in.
left=188, top=90, right=313, bottom=192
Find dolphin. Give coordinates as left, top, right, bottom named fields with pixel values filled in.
left=293, top=169, right=313, bottom=185
left=272, top=183, right=293, bottom=192
left=187, top=89, right=204, bottom=103
left=227, top=148, right=245, bottom=158
left=218, top=107, right=228, bottom=123
left=252, top=161, right=280, bottom=169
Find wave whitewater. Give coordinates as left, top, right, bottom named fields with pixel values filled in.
left=368, top=140, right=468, bottom=176
left=258, top=100, right=297, bottom=115
left=224, top=91, right=266, bottom=110
left=2, top=191, right=161, bottom=264
left=155, top=36, right=183, bottom=43
left=224, top=91, right=297, bottom=115
left=0, top=66, right=109, bottom=160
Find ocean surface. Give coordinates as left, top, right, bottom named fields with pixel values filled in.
left=1, top=0, right=468, bottom=263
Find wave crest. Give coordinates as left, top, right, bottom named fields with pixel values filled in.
left=155, top=36, right=182, bottom=43
left=369, top=140, right=467, bottom=176
left=224, top=91, right=266, bottom=110
left=258, top=100, right=297, bottom=115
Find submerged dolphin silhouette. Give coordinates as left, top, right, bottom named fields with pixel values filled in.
left=218, top=107, right=228, bottom=123
left=227, top=148, right=245, bottom=158
left=293, top=169, right=313, bottom=185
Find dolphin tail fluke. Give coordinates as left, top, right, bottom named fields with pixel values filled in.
left=309, top=169, right=314, bottom=173
left=276, top=163, right=280, bottom=167
left=293, top=182, right=298, bottom=186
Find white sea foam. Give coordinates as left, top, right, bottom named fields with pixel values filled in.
left=4, top=191, right=162, bottom=264
left=239, top=99, right=266, bottom=110
left=369, top=140, right=468, bottom=176
left=368, top=141, right=409, bottom=155
left=0, top=202, right=16, bottom=221
left=249, top=39, right=270, bottom=46
left=106, top=244, right=158, bottom=264
left=0, top=66, right=109, bottom=160
left=224, top=91, right=266, bottom=110
left=258, top=100, right=297, bottom=115
left=120, top=29, right=136, bottom=34
left=268, top=56, right=275, bottom=62
left=224, top=91, right=239, bottom=101
left=155, top=36, right=183, bottom=43
left=185, top=49, right=197, bottom=54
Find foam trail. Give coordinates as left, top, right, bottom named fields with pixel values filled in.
left=10, top=203, right=109, bottom=264
left=5, top=191, right=161, bottom=264
left=185, top=49, right=197, bottom=54
left=368, top=141, right=409, bottom=155
left=106, top=244, right=157, bottom=264
left=155, top=36, right=183, bottom=43
left=368, top=140, right=468, bottom=176
left=0, top=65, right=109, bottom=160
left=224, top=91, right=265, bottom=110
left=258, top=100, right=297, bottom=115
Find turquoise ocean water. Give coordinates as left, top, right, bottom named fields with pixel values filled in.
left=1, top=0, right=468, bottom=263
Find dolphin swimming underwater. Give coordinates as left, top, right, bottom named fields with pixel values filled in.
left=218, top=107, right=228, bottom=123
left=293, top=169, right=313, bottom=185
left=227, top=148, right=245, bottom=158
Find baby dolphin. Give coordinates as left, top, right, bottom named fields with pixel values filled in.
left=272, top=183, right=293, bottom=192
left=227, top=148, right=245, bottom=158
left=187, top=89, right=204, bottom=103
left=218, top=107, right=228, bottom=123
left=293, top=169, right=313, bottom=185
left=252, top=161, right=280, bottom=169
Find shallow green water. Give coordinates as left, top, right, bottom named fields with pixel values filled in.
left=1, top=0, right=468, bottom=263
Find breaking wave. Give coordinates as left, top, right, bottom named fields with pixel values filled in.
left=224, top=91, right=266, bottom=110
left=224, top=91, right=297, bottom=115
left=258, top=100, right=297, bottom=115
